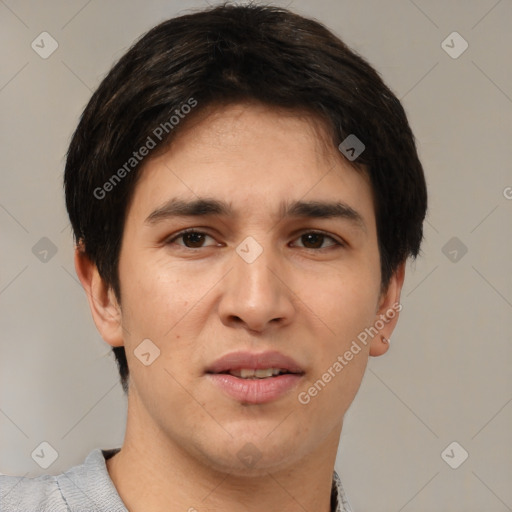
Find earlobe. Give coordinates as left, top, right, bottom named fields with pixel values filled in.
left=74, top=246, right=124, bottom=348
left=369, top=262, right=406, bottom=357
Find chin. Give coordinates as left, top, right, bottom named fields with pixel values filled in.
left=197, top=435, right=308, bottom=476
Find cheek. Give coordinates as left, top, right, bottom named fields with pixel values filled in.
left=299, top=288, right=375, bottom=419
left=119, top=252, right=192, bottom=327
left=299, top=267, right=379, bottom=401
left=118, top=255, right=220, bottom=378
left=304, top=263, right=380, bottom=338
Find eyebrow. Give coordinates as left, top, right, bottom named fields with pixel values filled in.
left=144, top=197, right=366, bottom=231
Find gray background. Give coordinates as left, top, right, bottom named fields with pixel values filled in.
left=1, top=1, right=511, bottom=511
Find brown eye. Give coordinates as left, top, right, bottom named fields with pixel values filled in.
left=167, top=230, right=217, bottom=248
left=293, top=231, right=341, bottom=249
left=182, top=232, right=207, bottom=248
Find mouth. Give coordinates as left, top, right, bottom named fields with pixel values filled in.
left=205, top=349, right=305, bottom=376
left=205, top=351, right=305, bottom=404
left=215, top=368, right=300, bottom=379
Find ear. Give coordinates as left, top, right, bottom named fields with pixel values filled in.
left=369, top=262, right=406, bottom=357
left=74, top=245, right=124, bottom=348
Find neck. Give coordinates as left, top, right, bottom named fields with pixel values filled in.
left=106, top=390, right=342, bottom=512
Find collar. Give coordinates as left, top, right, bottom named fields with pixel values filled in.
left=331, top=470, right=353, bottom=512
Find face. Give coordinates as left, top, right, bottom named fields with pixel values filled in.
left=108, top=102, right=398, bottom=474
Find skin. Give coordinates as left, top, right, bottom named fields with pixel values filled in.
left=75, top=102, right=405, bottom=512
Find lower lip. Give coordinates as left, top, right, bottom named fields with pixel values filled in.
left=206, top=373, right=303, bottom=404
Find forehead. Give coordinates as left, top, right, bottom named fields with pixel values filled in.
left=162, top=101, right=343, bottom=169
left=126, top=102, right=374, bottom=226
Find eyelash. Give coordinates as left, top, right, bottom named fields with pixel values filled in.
left=165, top=228, right=344, bottom=250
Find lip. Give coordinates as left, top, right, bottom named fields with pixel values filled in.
left=206, top=373, right=304, bottom=404
left=205, top=350, right=305, bottom=374
left=205, top=350, right=305, bottom=405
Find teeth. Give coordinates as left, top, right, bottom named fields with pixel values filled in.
left=229, top=368, right=285, bottom=379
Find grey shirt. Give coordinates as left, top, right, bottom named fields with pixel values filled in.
left=1, top=448, right=353, bottom=511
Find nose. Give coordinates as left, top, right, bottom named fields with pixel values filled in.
left=217, top=244, right=296, bottom=333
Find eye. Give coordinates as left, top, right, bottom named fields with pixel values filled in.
left=291, top=231, right=343, bottom=250
left=165, top=229, right=343, bottom=250
left=166, top=229, right=218, bottom=248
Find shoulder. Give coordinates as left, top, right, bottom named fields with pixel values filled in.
left=0, top=447, right=124, bottom=512
left=0, top=472, right=67, bottom=512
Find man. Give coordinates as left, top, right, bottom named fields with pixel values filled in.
left=0, top=3, right=426, bottom=511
